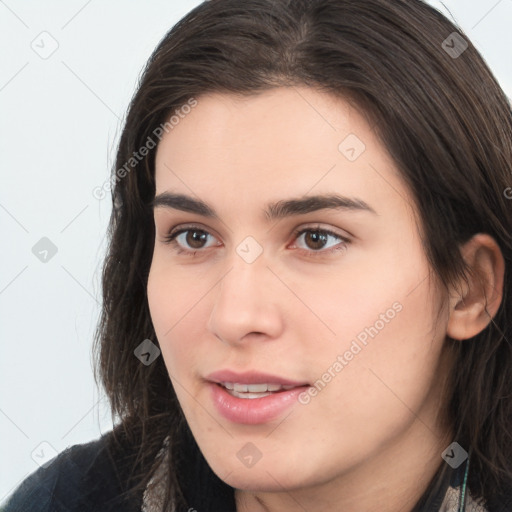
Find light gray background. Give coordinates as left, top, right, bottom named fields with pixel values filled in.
left=1, top=0, right=511, bottom=502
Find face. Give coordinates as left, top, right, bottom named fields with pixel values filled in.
left=147, top=87, right=452, bottom=497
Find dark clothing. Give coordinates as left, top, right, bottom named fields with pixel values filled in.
left=2, top=431, right=144, bottom=512
left=3, top=426, right=512, bottom=512
left=2, top=426, right=235, bottom=512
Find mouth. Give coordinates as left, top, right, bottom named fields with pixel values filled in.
left=205, top=370, right=311, bottom=424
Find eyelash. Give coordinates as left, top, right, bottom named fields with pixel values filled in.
left=161, top=224, right=350, bottom=258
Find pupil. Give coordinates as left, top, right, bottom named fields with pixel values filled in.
left=306, top=231, right=327, bottom=250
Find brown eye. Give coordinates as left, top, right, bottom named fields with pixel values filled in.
left=184, top=230, right=209, bottom=249
left=290, top=227, right=350, bottom=257
left=303, top=230, right=329, bottom=250
left=163, top=226, right=220, bottom=254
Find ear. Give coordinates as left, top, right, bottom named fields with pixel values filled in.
left=446, top=233, right=505, bottom=341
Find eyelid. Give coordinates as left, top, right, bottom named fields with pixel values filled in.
left=163, top=222, right=220, bottom=240
left=290, top=224, right=351, bottom=242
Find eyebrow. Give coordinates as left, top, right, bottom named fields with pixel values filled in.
left=151, top=192, right=377, bottom=221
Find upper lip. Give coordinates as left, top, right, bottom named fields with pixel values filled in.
left=206, top=369, right=309, bottom=387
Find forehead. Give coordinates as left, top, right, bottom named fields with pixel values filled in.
left=153, top=86, right=413, bottom=220
left=156, top=87, right=368, bottom=167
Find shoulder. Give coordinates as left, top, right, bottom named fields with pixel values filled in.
left=2, top=430, right=142, bottom=512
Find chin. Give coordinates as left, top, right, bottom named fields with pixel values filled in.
left=207, top=455, right=311, bottom=492
left=222, top=471, right=301, bottom=493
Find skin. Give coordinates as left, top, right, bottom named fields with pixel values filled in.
left=146, top=86, right=504, bottom=512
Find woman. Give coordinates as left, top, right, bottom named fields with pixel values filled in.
left=4, top=0, right=512, bottom=511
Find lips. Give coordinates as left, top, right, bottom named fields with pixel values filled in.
left=205, top=369, right=309, bottom=387
left=205, top=370, right=311, bottom=424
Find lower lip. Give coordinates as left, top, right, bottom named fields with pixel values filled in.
left=208, top=382, right=310, bottom=425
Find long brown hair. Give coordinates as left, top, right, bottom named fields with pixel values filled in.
left=93, top=0, right=512, bottom=509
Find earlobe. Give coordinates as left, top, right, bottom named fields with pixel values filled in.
left=446, top=233, right=505, bottom=341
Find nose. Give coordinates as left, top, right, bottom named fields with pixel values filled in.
left=206, top=251, right=284, bottom=346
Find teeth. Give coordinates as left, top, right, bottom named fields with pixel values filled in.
left=221, top=382, right=293, bottom=393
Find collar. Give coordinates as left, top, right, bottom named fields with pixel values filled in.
left=439, top=453, right=488, bottom=512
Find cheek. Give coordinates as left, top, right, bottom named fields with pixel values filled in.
left=309, top=249, right=445, bottom=422
left=296, top=231, right=429, bottom=343
left=321, top=280, right=446, bottom=443
left=147, top=263, right=195, bottom=374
